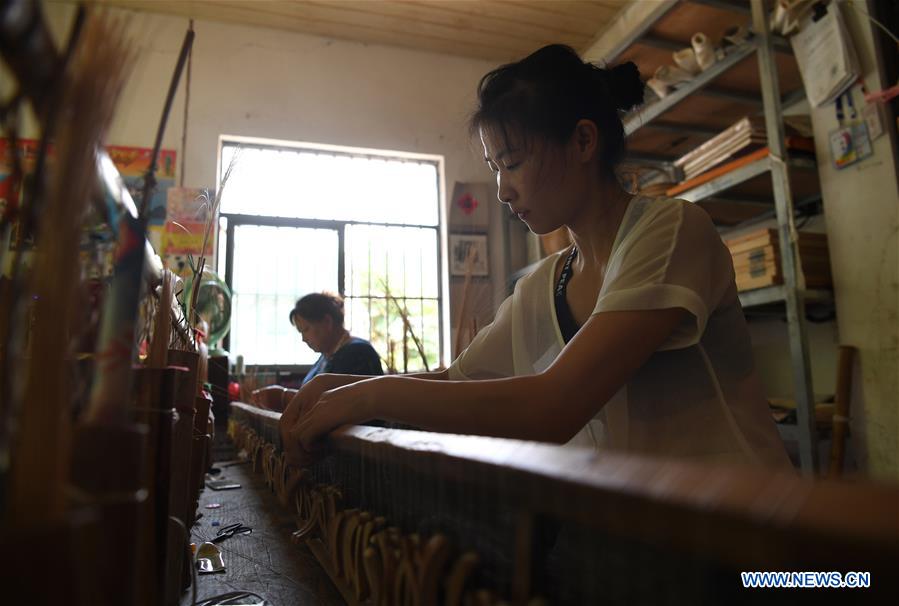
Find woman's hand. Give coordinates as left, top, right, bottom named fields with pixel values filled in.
left=250, top=385, right=286, bottom=411
left=290, top=380, right=378, bottom=452
left=279, top=376, right=336, bottom=466
left=281, top=377, right=326, bottom=434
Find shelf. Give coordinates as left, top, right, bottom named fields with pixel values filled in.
left=676, top=155, right=817, bottom=203
left=776, top=423, right=831, bottom=442
left=738, top=285, right=833, bottom=309
left=624, top=41, right=760, bottom=136
left=777, top=423, right=798, bottom=442
left=603, top=0, right=824, bottom=473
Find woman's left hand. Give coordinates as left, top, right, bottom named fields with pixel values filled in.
left=289, top=380, right=377, bottom=452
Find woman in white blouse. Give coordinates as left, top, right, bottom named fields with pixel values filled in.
left=280, top=44, right=790, bottom=469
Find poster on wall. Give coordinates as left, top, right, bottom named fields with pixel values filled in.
left=449, top=182, right=490, bottom=231
left=0, top=139, right=41, bottom=252
left=449, top=233, right=489, bottom=277
left=163, top=187, right=215, bottom=278
left=1, top=141, right=177, bottom=281
left=107, top=145, right=177, bottom=226
left=0, top=140, right=177, bottom=252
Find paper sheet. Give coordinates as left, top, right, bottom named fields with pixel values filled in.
left=790, top=1, right=859, bottom=107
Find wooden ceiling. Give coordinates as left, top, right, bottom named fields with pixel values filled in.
left=83, top=0, right=628, bottom=62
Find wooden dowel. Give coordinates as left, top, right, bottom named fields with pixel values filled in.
left=453, top=247, right=477, bottom=357
left=829, top=345, right=856, bottom=477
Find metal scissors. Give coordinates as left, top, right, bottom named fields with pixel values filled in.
left=212, top=522, right=253, bottom=543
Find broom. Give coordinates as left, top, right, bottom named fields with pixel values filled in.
left=8, top=10, right=134, bottom=525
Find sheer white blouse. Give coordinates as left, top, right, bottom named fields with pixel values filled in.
left=449, top=196, right=790, bottom=467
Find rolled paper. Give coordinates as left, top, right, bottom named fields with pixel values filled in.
left=780, top=0, right=814, bottom=36
left=691, top=32, right=716, bottom=71
left=646, top=78, right=669, bottom=99
left=771, top=0, right=788, bottom=34
left=653, top=64, right=693, bottom=87
left=672, top=47, right=700, bottom=75
left=722, top=24, right=750, bottom=47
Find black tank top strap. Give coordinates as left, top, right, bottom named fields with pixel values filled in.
left=554, top=247, right=580, bottom=344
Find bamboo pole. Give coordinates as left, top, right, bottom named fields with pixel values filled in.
left=453, top=246, right=477, bottom=358
left=148, top=270, right=175, bottom=368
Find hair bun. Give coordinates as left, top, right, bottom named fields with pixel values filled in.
left=606, top=61, right=644, bottom=111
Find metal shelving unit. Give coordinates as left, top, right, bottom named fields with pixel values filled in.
left=675, top=155, right=817, bottom=202
left=737, top=284, right=832, bottom=309
left=624, top=39, right=762, bottom=136
left=610, top=0, right=824, bottom=472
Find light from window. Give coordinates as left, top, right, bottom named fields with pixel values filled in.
left=230, top=225, right=338, bottom=365
left=345, top=224, right=440, bottom=372
left=221, top=146, right=439, bottom=226
left=220, top=139, right=444, bottom=371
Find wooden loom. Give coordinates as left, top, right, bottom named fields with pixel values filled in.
left=229, top=402, right=899, bottom=605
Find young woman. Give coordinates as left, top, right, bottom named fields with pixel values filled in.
left=279, top=45, right=789, bottom=469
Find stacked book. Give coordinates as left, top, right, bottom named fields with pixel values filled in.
left=674, top=117, right=768, bottom=180
left=725, top=228, right=832, bottom=292
left=664, top=117, right=815, bottom=198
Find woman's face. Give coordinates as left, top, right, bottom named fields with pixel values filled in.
left=293, top=315, right=332, bottom=353
left=480, top=124, right=593, bottom=235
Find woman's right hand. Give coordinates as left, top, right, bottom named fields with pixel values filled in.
left=280, top=376, right=328, bottom=436
left=279, top=374, right=348, bottom=467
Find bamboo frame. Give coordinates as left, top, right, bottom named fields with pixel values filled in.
left=229, top=402, right=899, bottom=603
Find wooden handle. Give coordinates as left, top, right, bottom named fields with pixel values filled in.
left=829, top=345, right=856, bottom=477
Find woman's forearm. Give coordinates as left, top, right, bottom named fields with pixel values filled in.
left=321, top=368, right=447, bottom=387
left=396, top=368, right=449, bottom=380
left=363, top=374, right=579, bottom=443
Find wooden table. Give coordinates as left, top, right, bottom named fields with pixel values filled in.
left=182, top=461, right=343, bottom=606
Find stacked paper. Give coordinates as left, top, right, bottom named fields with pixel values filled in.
left=674, top=117, right=767, bottom=180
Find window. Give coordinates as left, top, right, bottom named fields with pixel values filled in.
left=218, top=137, right=446, bottom=371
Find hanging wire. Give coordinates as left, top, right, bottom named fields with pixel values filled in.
left=845, top=0, right=899, bottom=47
left=179, top=19, right=194, bottom=188
left=138, top=26, right=194, bottom=218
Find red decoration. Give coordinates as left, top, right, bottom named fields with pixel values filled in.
left=228, top=381, right=241, bottom=401
left=456, top=192, right=479, bottom=216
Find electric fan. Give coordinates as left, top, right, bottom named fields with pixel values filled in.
left=184, top=267, right=232, bottom=350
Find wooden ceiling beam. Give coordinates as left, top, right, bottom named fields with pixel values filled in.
left=84, top=0, right=629, bottom=62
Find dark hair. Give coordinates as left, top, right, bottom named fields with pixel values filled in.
left=470, top=44, right=643, bottom=177
left=289, top=292, right=344, bottom=327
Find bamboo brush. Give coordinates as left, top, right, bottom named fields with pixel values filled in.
left=188, top=153, right=239, bottom=326
left=8, top=11, right=134, bottom=526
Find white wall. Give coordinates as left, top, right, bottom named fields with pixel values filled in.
left=27, top=2, right=512, bottom=364
left=34, top=3, right=497, bottom=192
left=807, top=4, right=899, bottom=481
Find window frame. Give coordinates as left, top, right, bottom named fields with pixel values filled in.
left=216, top=135, right=449, bottom=373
